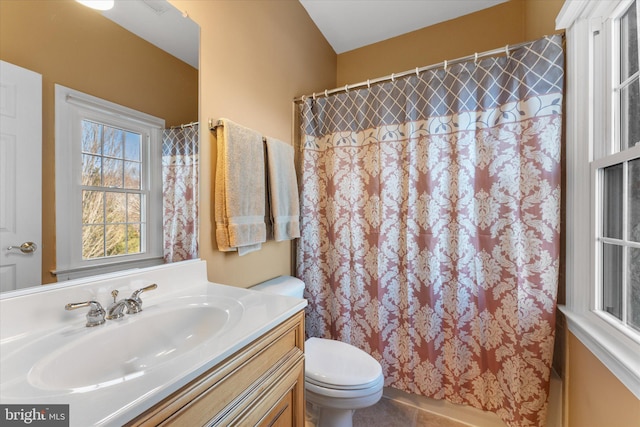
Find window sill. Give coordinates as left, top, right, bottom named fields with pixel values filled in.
left=559, top=304, right=640, bottom=399
left=52, top=256, right=164, bottom=281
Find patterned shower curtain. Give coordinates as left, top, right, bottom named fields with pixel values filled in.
left=297, top=35, right=563, bottom=427
left=162, top=124, right=199, bottom=263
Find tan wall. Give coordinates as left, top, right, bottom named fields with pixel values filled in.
left=565, top=330, right=640, bottom=426
left=336, top=0, right=564, bottom=86
left=169, top=0, right=336, bottom=287
left=524, top=0, right=564, bottom=41
left=0, top=0, right=198, bottom=284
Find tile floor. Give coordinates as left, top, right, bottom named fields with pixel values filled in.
left=352, top=397, right=470, bottom=427
left=306, top=397, right=470, bottom=427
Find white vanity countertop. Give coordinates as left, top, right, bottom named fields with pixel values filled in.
left=0, top=260, right=307, bottom=426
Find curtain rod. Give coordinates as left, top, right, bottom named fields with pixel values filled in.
left=293, top=35, right=562, bottom=103
left=170, top=121, right=199, bottom=129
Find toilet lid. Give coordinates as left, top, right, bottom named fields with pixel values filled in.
left=305, top=337, right=383, bottom=388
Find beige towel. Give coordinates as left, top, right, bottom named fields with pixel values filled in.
left=265, top=137, right=300, bottom=241
left=215, top=119, right=266, bottom=254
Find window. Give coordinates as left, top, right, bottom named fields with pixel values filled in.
left=54, top=85, right=164, bottom=279
left=618, top=1, right=640, bottom=152
left=558, top=0, right=640, bottom=399
left=81, top=121, right=143, bottom=259
left=593, top=0, right=640, bottom=337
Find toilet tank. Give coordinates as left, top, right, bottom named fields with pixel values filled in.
left=251, top=276, right=305, bottom=298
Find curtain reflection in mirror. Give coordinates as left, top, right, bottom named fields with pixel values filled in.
left=162, top=124, right=199, bottom=262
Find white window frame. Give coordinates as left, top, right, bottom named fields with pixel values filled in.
left=54, top=85, right=164, bottom=280
left=558, top=0, right=640, bottom=399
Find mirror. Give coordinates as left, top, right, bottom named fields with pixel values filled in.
left=0, top=0, right=199, bottom=292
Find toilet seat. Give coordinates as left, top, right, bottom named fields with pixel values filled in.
left=305, top=337, right=383, bottom=389
left=306, top=372, right=384, bottom=395
left=306, top=372, right=384, bottom=391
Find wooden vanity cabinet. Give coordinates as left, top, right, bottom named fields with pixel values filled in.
left=126, top=310, right=305, bottom=427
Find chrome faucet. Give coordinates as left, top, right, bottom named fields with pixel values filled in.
left=66, top=284, right=158, bottom=327
left=65, top=300, right=106, bottom=327
left=106, top=290, right=138, bottom=320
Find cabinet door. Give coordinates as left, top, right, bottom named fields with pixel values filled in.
left=258, top=388, right=294, bottom=427
left=233, top=354, right=304, bottom=427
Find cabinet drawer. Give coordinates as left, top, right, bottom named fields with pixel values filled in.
left=127, top=311, right=305, bottom=427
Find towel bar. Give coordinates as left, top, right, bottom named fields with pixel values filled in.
left=208, top=118, right=223, bottom=131
left=209, top=119, right=267, bottom=143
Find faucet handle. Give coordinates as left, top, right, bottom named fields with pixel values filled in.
left=128, top=283, right=157, bottom=313
left=65, top=301, right=106, bottom=327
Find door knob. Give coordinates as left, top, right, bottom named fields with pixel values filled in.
left=7, top=242, right=38, bottom=254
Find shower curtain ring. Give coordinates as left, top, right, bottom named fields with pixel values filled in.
left=444, top=60, right=448, bottom=72
left=325, top=89, right=328, bottom=97
left=416, top=67, right=420, bottom=77
left=474, top=52, right=478, bottom=66
left=505, top=44, right=510, bottom=57
left=367, top=79, right=371, bottom=88
left=313, top=92, right=316, bottom=100
left=391, top=73, right=395, bottom=82
left=345, top=84, right=349, bottom=92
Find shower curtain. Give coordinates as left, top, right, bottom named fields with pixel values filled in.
left=162, top=124, right=199, bottom=262
left=297, top=35, right=563, bottom=427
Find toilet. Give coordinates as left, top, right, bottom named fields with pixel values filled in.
left=251, top=276, right=384, bottom=427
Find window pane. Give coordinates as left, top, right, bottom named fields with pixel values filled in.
left=81, top=120, right=102, bottom=154
left=103, top=126, right=123, bottom=158
left=124, top=161, right=141, bottom=189
left=603, top=243, right=624, bottom=320
left=620, top=1, right=639, bottom=81
left=127, top=224, right=141, bottom=254
left=128, top=193, right=141, bottom=222
left=620, top=78, right=640, bottom=150
left=82, top=190, right=103, bottom=225
left=105, top=224, right=126, bottom=256
left=603, top=164, right=624, bottom=239
left=629, top=247, right=640, bottom=331
left=631, top=158, right=640, bottom=242
left=103, top=158, right=123, bottom=188
left=83, top=225, right=105, bottom=259
left=106, top=192, right=126, bottom=223
left=81, top=154, right=102, bottom=186
left=125, top=132, right=141, bottom=161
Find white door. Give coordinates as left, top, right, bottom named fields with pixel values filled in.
left=0, top=60, right=42, bottom=292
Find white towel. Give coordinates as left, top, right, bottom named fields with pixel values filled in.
left=265, top=137, right=300, bottom=241
left=215, top=119, right=266, bottom=254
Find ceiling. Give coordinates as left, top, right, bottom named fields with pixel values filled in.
left=101, top=0, right=199, bottom=68
left=299, top=0, right=509, bottom=54
left=99, top=0, right=509, bottom=68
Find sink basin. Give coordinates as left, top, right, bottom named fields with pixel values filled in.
left=27, top=296, right=243, bottom=392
